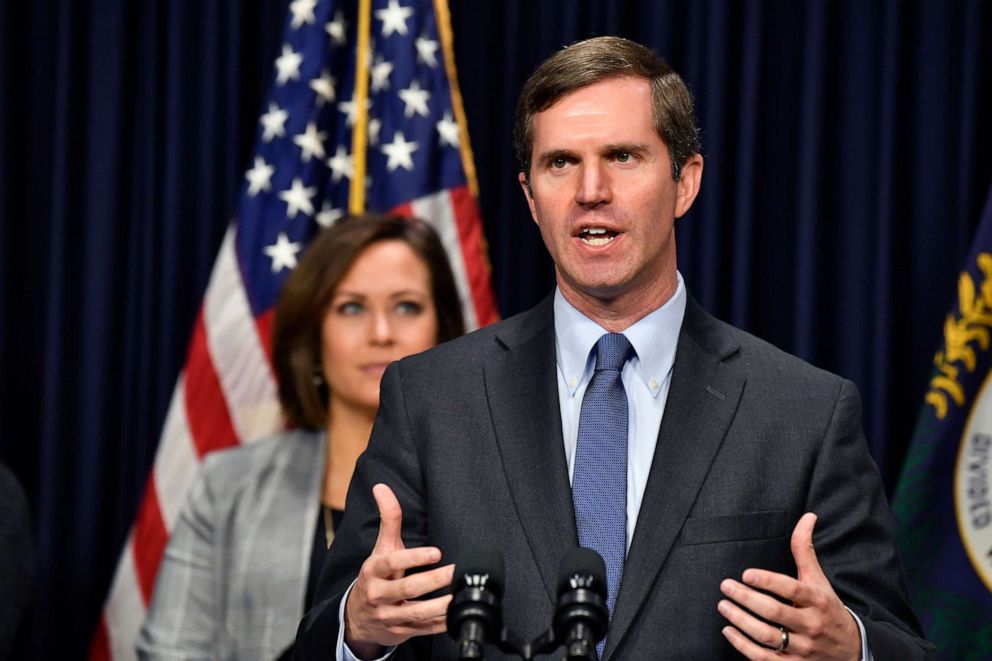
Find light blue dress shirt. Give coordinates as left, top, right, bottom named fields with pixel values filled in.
left=553, top=274, right=686, bottom=548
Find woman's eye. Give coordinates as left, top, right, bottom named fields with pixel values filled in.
left=396, top=301, right=423, bottom=315
left=338, top=301, right=363, bottom=315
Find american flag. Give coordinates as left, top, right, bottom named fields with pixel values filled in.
left=90, top=0, right=497, bottom=658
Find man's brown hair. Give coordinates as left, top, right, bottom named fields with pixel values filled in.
left=514, top=35, right=701, bottom=182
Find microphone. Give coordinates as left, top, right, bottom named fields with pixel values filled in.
left=447, top=544, right=505, bottom=659
left=554, top=547, right=609, bottom=660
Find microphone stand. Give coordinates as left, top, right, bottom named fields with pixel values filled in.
left=492, top=626, right=558, bottom=660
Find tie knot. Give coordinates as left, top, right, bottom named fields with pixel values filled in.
left=593, top=333, right=633, bottom=373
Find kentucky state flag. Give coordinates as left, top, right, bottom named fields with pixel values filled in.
left=893, top=185, right=992, bottom=659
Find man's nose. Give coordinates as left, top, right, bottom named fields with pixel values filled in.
left=575, top=161, right=611, bottom=208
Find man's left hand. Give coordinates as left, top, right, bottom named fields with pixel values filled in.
left=717, top=512, right=862, bottom=660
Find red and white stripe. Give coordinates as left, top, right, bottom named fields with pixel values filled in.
left=406, top=185, right=498, bottom=330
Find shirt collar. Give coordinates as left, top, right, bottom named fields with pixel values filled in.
left=554, top=271, right=687, bottom=398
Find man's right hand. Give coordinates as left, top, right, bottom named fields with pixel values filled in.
left=344, top=483, right=454, bottom=659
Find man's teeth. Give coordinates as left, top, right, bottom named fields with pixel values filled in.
left=580, top=227, right=615, bottom=245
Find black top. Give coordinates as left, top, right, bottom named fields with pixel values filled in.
left=306, top=506, right=344, bottom=612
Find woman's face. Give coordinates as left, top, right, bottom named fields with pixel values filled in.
left=320, top=239, right=439, bottom=418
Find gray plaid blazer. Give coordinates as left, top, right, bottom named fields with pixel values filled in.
left=138, top=428, right=325, bottom=661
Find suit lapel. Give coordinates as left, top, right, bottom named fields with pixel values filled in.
left=605, top=298, right=746, bottom=659
left=484, top=296, right=577, bottom=603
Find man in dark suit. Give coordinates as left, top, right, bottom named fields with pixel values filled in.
left=296, top=36, right=933, bottom=659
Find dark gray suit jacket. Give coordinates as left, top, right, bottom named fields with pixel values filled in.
left=296, top=294, right=933, bottom=659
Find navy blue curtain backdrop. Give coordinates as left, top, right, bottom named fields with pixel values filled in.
left=1, top=1, right=990, bottom=658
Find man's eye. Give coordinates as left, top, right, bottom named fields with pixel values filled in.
left=615, top=152, right=632, bottom=163
left=551, top=157, right=568, bottom=169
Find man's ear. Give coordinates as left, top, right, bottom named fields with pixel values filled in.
left=519, top=171, right=538, bottom=222
left=674, top=154, right=704, bottom=219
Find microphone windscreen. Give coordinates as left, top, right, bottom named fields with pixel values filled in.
left=557, top=547, right=607, bottom=597
left=453, top=544, right=505, bottom=598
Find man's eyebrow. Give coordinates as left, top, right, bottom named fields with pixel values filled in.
left=601, top=142, right=649, bottom=155
left=534, top=148, right=576, bottom=165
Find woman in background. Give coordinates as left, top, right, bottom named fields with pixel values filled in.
left=138, top=214, right=465, bottom=660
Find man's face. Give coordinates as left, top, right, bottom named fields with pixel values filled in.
left=519, top=76, right=702, bottom=316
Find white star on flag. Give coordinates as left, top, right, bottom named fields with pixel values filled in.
left=309, top=70, right=336, bottom=106
left=288, top=0, right=317, bottom=28
left=326, top=146, right=354, bottom=182
left=338, top=97, right=370, bottom=127
left=370, top=57, right=394, bottom=93
left=375, top=0, right=413, bottom=37
left=264, top=233, right=302, bottom=272
left=259, top=103, right=288, bottom=142
left=274, top=45, right=303, bottom=85
left=278, top=177, right=317, bottom=219
left=244, top=157, right=275, bottom=196
left=436, top=112, right=459, bottom=148
left=293, top=122, right=327, bottom=162
left=399, top=80, right=431, bottom=118
left=381, top=131, right=418, bottom=171
left=316, top=201, right=345, bottom=228
left=325, top=10, right=347, bottom=46
left=415, top=36, right=439, bottom=68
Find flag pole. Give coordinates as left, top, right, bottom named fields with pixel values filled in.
left=349, top=0, right=373, bottom=213
left=434, top=0, right=479, bottom=198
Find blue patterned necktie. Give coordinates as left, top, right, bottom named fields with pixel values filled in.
left=572, top=332, right=633, bottom=656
